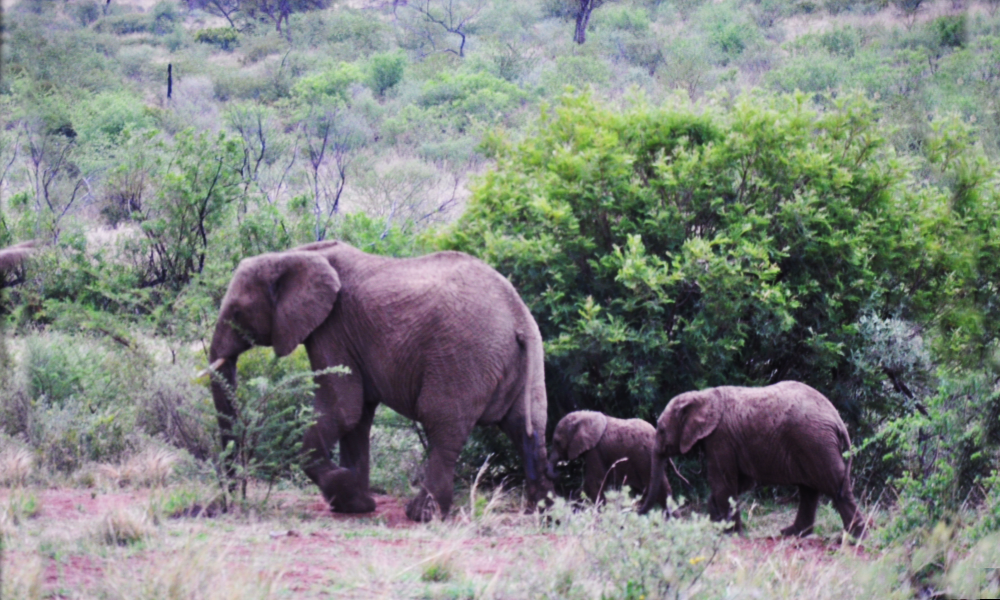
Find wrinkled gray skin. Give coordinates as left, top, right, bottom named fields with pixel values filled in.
left=548, top=410, right=670, bottom=506
left=209, top=241, right=553, bottom=522
left=0, top=241, right=36, bottom=272
left=639, top=381, right=866, bottom=538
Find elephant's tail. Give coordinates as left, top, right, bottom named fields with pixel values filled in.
left=516, top=323, right=547, bottom=484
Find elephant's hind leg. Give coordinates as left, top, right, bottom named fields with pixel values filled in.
left=404, top=413, right=473, bottom=522
left=405, top=442, right=462, bottom=522
left=833, top=489, right=866, bottom=538
left=781, top=485, right=819, bottom=537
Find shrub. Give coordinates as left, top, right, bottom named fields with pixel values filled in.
left=195, top=27, right=238, bottom=50
left=932, top=15, right=967, bottom=48
left=539, top=492, right=727, bottom=599
left=291, top=62, right=363, bottom=104
left=70, top=0, right=101, bottom=26
left=210, top=346, right=341, bottom=501
left=151, top=0, right=181, bottom=35
left=95, top=13, right=153, bottom=35
left=438, top=90, right=991, bottom=428
left=366, top=51, right=406, bottom=98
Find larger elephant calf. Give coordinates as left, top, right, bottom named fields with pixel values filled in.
left=640, top=381, right=867, bottom=538
left=207, top=241, right=553, bottom=521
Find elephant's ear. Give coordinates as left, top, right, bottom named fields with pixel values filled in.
left=567, top=411, right=609, bottom=460
left=271, top=252, right=341, bottom=357
left=677, top=393, right=722, bottom=455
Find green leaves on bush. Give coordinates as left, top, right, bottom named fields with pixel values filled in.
left=211, top=347, right=346, bottom=501
left=366, top=51, right=406, bottom=98
left=440, top=91, right=997, bottom=426
left=195, top=27, right=239, bottom=51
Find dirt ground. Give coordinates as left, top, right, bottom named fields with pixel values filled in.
left=2, top=486, right=871, bottom=599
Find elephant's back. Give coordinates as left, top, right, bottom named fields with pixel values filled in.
left=722, top=382, right=850, bottom=489
left=604, top=418, right=657, bottom=488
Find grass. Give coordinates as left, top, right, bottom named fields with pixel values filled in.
left=3, top=477, right=1000, bottom=598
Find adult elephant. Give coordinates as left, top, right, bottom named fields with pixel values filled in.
left=639, top=381, right=866, bottom=538
left=206, top=240, right=553, bottom=521
left=0, top=241, right=36, bottom=271
left=547, top=410, right=669, bottom=506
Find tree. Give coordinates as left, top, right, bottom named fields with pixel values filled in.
left=406, top=0, right=487, bottom=57
left=298, top=103, right=370, bottom=241
left=128, top=130, right=244, bottom=290
left=572, top=0, right=612, bottom=45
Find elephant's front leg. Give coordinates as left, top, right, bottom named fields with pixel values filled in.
left=303, top=420, right=376, bottom=514
left=338, top=401, right=377, bottom=496
left=302, top=372, right=376, bottom=514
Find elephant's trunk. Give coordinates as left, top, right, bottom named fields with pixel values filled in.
left=638, top=452, right=670, bottom=515
left=545, top=458, right=558, bottom=481
left=208, top=321, right=251, bottom=480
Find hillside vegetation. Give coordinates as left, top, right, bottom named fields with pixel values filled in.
left=3, top=0, right=1000, bottom=596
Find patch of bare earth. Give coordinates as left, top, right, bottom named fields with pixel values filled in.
left=4, top=488, right=876, bottom=597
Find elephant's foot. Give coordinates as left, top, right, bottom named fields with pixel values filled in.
left=405, top=492, right=439, bottom=522
left=318, top=469, right=376, bottom=514
left=330, top=492, right=377, bottom=514
left=780, top=523, right=814, bottom=537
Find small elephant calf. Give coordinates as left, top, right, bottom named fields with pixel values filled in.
left=548, top=410, right=670, bottom=505
left=639, top=381, right=867, bottom=538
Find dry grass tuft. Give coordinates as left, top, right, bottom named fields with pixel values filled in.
left=97, top=542, right=283, bottom=600
left=97, top=507, right=154, bottom=546
left=0, top=445, right=34, bottom=487
left=97, top=447, right=180, bottom=489
left=0, top=552, right=44, bottom=600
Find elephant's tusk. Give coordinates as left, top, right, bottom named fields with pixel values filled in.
left=196, top=358, right=227, bottom=379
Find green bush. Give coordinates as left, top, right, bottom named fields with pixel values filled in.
left=292, top=62, right=363, bottom=104
left=95, top=13, right=153, bottom=35
left=438, top=91, right=991, bottom=427
left=211, top=346, right=338, bottom=500
left=151, top=1, right=181, bottom=35
left=932, top=15, right=967, bottom=48
left=366, top=51, right=406, bottom=98
left=195, top=27, right=238, bottom=50
left=70, top=0, right=101, bottom=26
left=537, top=492, right=726, bottom=599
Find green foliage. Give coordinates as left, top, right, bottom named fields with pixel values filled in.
left=544, top=492, right=726, bottom=599
left=212, top=347, right=343, bottom=500
left=869, top=373, right=1000, bottom=541
left=127, top=129, right=244, bottom=291
left=366, top=51, right=406, bottom=98
left=932, top=15, right=967, bottom=49
left=95, top=12, right=153, bottom=35
left=195, top=27, right=239, bottom=51
left=292, top=62, right=363, bottom=104
left=5, top=332, right=150, bottom=473
left=442, top=92, right=919, bottom=418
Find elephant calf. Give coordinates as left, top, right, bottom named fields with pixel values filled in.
left=548, top=410, right=670, bottom=506
left=639, top=381, right=866, bottom=538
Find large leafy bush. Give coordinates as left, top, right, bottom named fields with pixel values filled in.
left=439, top=91, right=984, bottom=424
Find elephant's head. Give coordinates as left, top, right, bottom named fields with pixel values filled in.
left=547, top=411, right=608, bottom=478
left=655, top=391, right=723, bottom=457
left=208, top=250, right=341, bottom=421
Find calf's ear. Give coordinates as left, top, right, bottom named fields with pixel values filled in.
left=566, top=412, right=609, bottom=460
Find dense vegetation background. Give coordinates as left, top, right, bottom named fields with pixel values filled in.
left=3, top=0, right=1000, bottom=555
